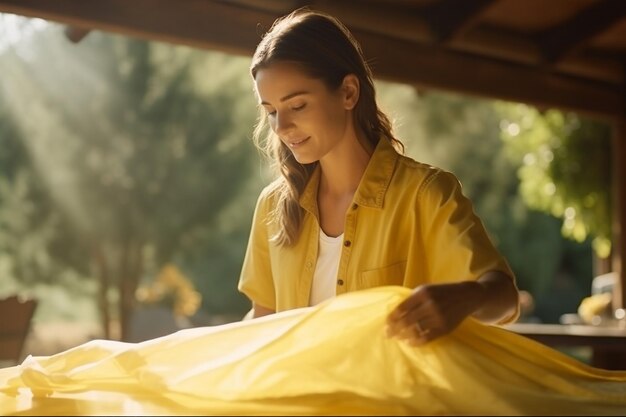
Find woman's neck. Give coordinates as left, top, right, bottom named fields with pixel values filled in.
left=318, top=130, right=373, bottom=198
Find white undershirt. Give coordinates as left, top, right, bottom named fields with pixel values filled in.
left=309, top=228, right=343, bottom=306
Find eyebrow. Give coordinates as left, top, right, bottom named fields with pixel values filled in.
left=260, top=91, right=310, bottom=106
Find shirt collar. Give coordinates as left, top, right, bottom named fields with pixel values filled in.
left=299, top=166, right=321, bottom=217
left=299, top=138, right=399, bottom=213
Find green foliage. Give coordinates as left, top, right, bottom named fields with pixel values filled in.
left=498, top=104, right=612, bottom=258
left=0, top=20, right=261, bottom=323
left=0, top=95, right=63, bottom=287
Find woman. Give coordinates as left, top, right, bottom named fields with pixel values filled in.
left=2, top=9, right=625, bottom=416
left=238, top=7, right=520, bottom=345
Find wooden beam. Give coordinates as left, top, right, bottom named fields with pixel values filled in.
left=312, top=1, right=624, bottom=86
left=612, top=118, right=626, bottom=311
left=420, top=0, right=497, bottom=43
left=451, top=25, right=624, bottom=85
left=311, top=0, right=433, bottom=43
left=553, top=49, right=624, bottom=86
left=538, top=0, right=626, bottom=64
left=0, top=0, right=623, bottom=120
left=352, top=29, right=623, bottom=121
left=0, top=0, right=277, bottom=57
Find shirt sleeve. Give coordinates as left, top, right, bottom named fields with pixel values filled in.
left=237, top=187, right=277, bottom=311
left=418, top=169, right=520, bottom=324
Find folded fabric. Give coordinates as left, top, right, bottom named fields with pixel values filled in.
left=1, top=286, right=625, bottom=415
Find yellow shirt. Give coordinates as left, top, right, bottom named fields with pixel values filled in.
left=238, top=138, right=518, bottom=322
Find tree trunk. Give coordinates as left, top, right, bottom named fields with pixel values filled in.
left=93, top=244, right=111, bottom=340
left=118, top=239, right=143, bottom=342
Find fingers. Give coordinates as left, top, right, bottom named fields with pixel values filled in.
left=386, top=314, right=423, bottom=336
left=387, top=304, right=425, bottom=335
left=387, top=282, right=475, bottom=346
left=388, top=287, right=425, bottom=321
left=386, top=287, right=430, bottom=336
left=410, top=319, right=431, bottom=342
left=386, top=302, right=435, bottom=340
left=386, top=286, right=443, bottom=345
left=407, top=320, right=441, bottom=346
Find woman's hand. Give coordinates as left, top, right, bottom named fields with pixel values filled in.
left=386, top=281, right=484, bottom=346
left=386, top=271, right=518, bottom=346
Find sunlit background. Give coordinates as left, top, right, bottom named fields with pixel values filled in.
left=0, top=12, right=611, bottom=360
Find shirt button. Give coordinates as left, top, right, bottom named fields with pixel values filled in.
left=344, top=240, right=351, bottom=247
left=351, top=203, right=358, bottom=210
left=306, top=261, right=313, bottom=268
left=337, top=279, right=344, bottom=286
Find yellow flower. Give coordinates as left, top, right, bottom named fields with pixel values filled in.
left=577, top=292, right=612, bottom=325
left=135, top=263, right=202, bottom=318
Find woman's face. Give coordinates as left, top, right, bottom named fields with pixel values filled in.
left=254, top=61, right=353, bottom=165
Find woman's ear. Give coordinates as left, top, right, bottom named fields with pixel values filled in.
left=341, top=74, right=360, bottom=110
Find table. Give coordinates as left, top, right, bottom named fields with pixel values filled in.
left=503, top=322, right=626, bottom=370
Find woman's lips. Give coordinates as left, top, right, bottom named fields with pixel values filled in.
left=288, top=137, right=310, bottom=148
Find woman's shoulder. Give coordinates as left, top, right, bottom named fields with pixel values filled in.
left=259, top=179, right=282, bottom=198
left=254, top=178, right=285, bottom=211
left=395, top=154, right=461, bottom=195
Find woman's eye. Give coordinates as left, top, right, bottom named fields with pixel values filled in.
left=267, top=110, right=276, bottom=117
left=292, top=103, right=306, bottom=111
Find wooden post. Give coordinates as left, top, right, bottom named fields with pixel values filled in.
left=612, top=118, right=626, bottom=311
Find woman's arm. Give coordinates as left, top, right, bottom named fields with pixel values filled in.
left=471, top=270, right=519, bottom=324
left=386, top=270, right=519, bottom=345
left=387, top=170, right=520, bottom=345
left=243, top=302, right=276, bottom=320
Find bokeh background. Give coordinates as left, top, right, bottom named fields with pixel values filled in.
left=0, top=14, right=611, bottom=358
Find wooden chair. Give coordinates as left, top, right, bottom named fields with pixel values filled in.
left=0, top=295, right=37, bottom=365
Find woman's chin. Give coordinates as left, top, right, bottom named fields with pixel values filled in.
left=292, top=153, right=318, bottom=165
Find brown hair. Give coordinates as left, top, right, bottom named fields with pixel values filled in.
left=251, top=8, right=403, bottom=246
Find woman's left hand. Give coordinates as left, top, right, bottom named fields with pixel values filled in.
left=386, top=281, right=485, bottom=346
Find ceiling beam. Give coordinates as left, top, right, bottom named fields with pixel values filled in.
left=353, top=29, right=623, bottom=121
left=0, top=0, right=622, bottom=120
left=420, top=0, right=497, bottom=43
left=311, top=0, right=433, bottom=43
left=538, top=0, right=626, bottom=65
left=310, top=0, right=624, bottom=85
left=0, top=0, right=276, bottom=56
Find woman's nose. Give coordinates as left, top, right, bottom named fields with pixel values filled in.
left=274, top=111, right=294, bottom=136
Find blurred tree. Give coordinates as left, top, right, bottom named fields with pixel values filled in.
left=497, top=104, right=612, bottom=260
left=0, top=77, right=101, bottom=322
left=0, top=22, right=259, bottom=339
left=0, top=96, right=57, bottom=290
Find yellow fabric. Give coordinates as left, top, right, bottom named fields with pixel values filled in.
left=239, top=138, right=518, bottom=322
left=1, top=286, right=625, bottom=416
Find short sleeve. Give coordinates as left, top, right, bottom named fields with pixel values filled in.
left=237, top=187, right=276, bottom=311
left=419, top=170, right=519, bottom=323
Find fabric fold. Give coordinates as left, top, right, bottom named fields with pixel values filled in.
left=1, top=286, right=625, bottom=415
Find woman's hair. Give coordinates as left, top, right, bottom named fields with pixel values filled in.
left=251, top=8, right=403, bottom=246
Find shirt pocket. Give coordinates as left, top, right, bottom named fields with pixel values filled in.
left=358, top=261, right=407, bottom=290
